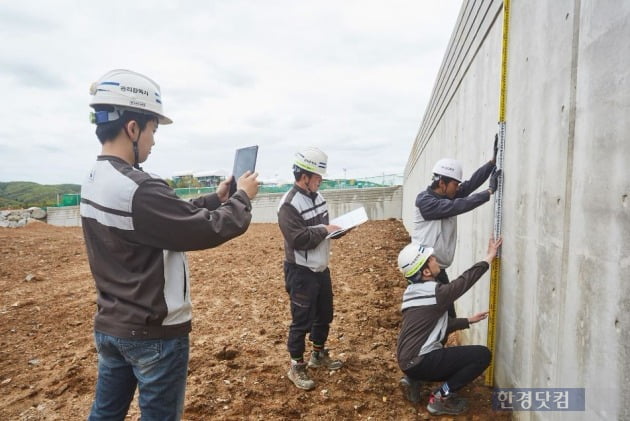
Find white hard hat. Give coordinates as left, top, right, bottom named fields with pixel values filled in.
left=294, top=147, right=328, bottom=176
left=89, top=69, right=173, bottom=125
left=398, top=243, right=434, bottom=278
left=432, top=158, right=463, bottom=182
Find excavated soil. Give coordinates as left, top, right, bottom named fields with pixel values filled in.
left=0, top=220, right=510, bottom=420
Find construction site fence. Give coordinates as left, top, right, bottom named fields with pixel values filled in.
left=173, top=175, right=403, bottom=198
left=51, top=175, right=403, bottom=205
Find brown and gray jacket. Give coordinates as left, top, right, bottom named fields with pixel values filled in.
left=277, top=184, right=330, bottom=272
left=396, top=261, right=490, bottom=371
left=80, top=155, right=252, bottom=340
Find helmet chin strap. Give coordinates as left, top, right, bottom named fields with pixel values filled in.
left=304, top=174, right=319, bottom=194
left=132, top=139, right=142, bottom=170
left=304, top=175, right=313, bottom=193
left=126, top=125, right=143, bottom=170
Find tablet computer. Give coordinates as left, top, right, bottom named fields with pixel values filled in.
left=229, top=145, right=258, bottom=196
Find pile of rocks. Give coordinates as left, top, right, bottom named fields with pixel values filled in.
left=0, top=207, right=47, bottom=228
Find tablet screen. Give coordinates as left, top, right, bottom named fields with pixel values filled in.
left=229, top=145, right=258, bottom=196
left=233, top=146, right=258, bottom=179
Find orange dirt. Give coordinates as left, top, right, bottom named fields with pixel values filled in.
left=0, top=220, right=510, bottom=420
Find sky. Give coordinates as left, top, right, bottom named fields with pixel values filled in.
left=0, top=1, right=462, bottom=185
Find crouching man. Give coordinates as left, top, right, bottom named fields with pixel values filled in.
left=395, top=236, right=502, bottom=415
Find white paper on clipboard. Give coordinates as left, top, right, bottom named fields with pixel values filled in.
left=326, top=207, right=368, bottom=238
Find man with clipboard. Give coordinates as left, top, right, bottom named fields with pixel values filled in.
left=277, top=147, right=345, bottom=391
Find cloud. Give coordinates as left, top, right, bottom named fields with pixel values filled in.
left=0, top=1, right=462, bottom=184
left=0, top=60, right=66, bottom=89
left=0, top=4, right=57, bottom=32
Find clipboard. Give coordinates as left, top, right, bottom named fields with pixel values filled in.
left=229, top=145, right=258, bottom=196
left=326, top=207, right=368, bottom=238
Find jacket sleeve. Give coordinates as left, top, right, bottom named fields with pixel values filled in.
left=189, top=192, right=222, bottom=211
left=278, top=202, right=328, bottom=250
left=434, top=261, right=490, bottom=311
left=131, top=178, right=253, bottom=251
left=456, top=161, right=495, bottom=197
left=417, top=190, right=491, bottom=220
left=446, top=317, right=470, bottom=334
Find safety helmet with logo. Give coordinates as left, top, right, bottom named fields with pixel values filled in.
left=293, top=147, right=328, bottom=177
left=397, top=243, right=434, bottom=279
left=432, top=158, right=463, bottom=183
left=89, top=69, right=173, bottom=125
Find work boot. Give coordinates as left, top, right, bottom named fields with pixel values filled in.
left=308, top=349, right=343, bottom=370
left=399, top=375, right=423, bottom=403
left=426, top=392, right=468, bottom=415
left=287, top=361, right=316, bottom=390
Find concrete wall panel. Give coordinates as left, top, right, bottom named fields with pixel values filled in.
left=559, top=1, right=630, bottom=419
left=497, top=1, right=579, bottom=406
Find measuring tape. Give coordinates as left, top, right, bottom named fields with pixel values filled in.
left=485, top=0, right=510, bottom=387
left=485, top=121, right=506, bottom=386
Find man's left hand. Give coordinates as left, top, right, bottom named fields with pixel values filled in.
left=216, top=176, right=232, bottom=203
left=468, top=311, right=489, bottom=324
left=489, top=169, right=502, bottom=193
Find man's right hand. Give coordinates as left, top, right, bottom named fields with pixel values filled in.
left=325, top=224, right=343, bottom=234
left=484, top=236, right=503, bottom=264
left=237, top=171, right=259, bottom=199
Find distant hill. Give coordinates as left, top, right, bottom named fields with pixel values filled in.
left=0, top=182, right=81, bottom=209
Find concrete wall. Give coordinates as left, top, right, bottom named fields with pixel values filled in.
left=47, top=186, right=403, bottom=227
left=47, top=206, right=81, bottom=227
left=402, top=1, right=630, bottom=420
left=252, top=186, right=402, bottom=223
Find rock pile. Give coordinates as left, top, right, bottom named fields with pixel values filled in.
left=0, top=207, right=47, bottom=228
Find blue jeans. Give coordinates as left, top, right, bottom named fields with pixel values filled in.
left=88, top=332, right=189, bottom=421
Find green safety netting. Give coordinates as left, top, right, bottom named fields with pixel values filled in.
left=56, top=177, right=401, bottom=205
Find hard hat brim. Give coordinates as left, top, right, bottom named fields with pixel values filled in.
left=294, top=161, right=327, bottom=177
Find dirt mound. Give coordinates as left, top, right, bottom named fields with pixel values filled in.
left=0, top=220, right=508, bottom=420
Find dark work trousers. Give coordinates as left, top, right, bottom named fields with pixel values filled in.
left=284, top=261, right=333, bottom=359
left=436, top=269, right=457, bottom=318
left=403, top=345, right=491, bottom=392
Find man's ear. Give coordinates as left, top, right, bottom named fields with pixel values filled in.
left=124, top=120, right=139, bottom=139
left=421, top=266, right=432, bottom=278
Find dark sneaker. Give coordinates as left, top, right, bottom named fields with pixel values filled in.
left=399, top=376, right=423, bottom=403
left=427, top=393, right=468, bottom=415
left=308, top=349, right=343, bottom=370
left=287, top=362, right=316, bottom=390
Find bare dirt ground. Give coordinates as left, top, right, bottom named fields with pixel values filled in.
left=0, top=220, right=510, bottom=420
